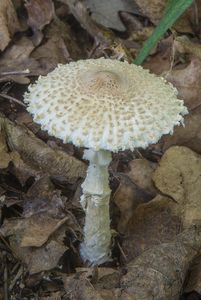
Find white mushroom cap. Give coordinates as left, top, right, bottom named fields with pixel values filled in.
left=24, top=58, right=188, bottom=152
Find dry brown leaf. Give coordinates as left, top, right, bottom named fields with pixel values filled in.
left=83, top=0, right=139, bottom=31
left=174, top=36, right=201, bottom=61
left=0, top=116, right=86, bottom=184
left=24, top=240, right=67, bottom=274
left=120, top=225, right=201, bottom=300
left=122, top=195, right=181, bottom=262
left=20, top=215, right=68, bottom=247
left=153, top=146, right=201, bottom=227
left=25, top=0, right=55, bottom=31
left=0, top=36, right=36, bottom=83
left=166, top=58, right=201, bottom=110
left=162, top=106, right=201, bottom=154
left=41, top=291, right=62, bottom=300
left=63, top=267, right=120, bottom=300
left=127, top=159, right=157, bottom=196
left=25, top=0, right=55, bottom=45
left=0, top=214, right=68, bottom=248
left=143, top=36, right=174, bottom=75
left=60, top=0, right=114, bottom=45
left=183, top=255, right=201, bottom=296
left=0, top=0, right=21, bottom=51
left=63, top=274, right=104, bottom=300
left=0, top=214, right=69, bottom=273
left=23, top=177, right=65, bottom=218
left=31, top=19, right=83, bottom=72
left=134, top=0, right=166, bottom=24
left=0, top=131, right=11, bottom=168
left=113, top=175, right=151, bottom=233
left=0, top=19, right=83, bottom=83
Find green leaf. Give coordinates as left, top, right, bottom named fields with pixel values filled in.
left=134, top=0, right=194, bottom=65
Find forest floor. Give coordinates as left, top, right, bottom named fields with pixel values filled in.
left=1, top=0, right=201, bottom=299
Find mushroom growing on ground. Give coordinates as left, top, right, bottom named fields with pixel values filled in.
left=24, top=58, right=188, bottom=265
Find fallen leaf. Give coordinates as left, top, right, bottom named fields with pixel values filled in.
left=23, top=177, right=65, bottom=218
left=183, top=255, right=201, bottom=296
left=162, top=106, right=201, bottom=154
left=174, top=36, right=201, bottom=61
left=127, top=159, right=157, bottom=196
left=21, top=215, right=68, bottom=248
left=166, top=58, right=201, bottom=110
left=25, top=0, right=55, bottom=45
left=0, top=214, right=68, bottom=248
left=0, top=131, right=11, bottom=168
left=41, top=291, right=62, bottom=300
left=113, top=175, right=152, bottom=233
left=60, top=0, right=114, bottom=45
left=134, top=0, right=166, bottom=24
left=120, top=225, right=201, bottom=300
left=63, top=274, right=104, bottom=300
left=1, top=116, right=86, bottom=184
left=63, top=267, right=120, bottom=300
left=0, top=18, right=83, bottom=83
left=25, top=240, right=67, bottom=274
left=0, top=0, right=21, bottom=51
left=153, top=146, right=201, bottom=227
left=25, top=0, right=55, bottom=31
left=143, top=35, right=174, bottom=75
left=83, top=0, right=139, bottom=31
left=122, top=195, right=181, bottom=261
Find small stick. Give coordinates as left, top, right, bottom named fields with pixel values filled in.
left=117, top=241, right=127, bottom=262
left=9, top=265, right=23, bottom=292
left=0, top=70, right=30, bottom=76
left=3, top=252, right=9, bottom=300
left=0, top=93, right=26, bottom=107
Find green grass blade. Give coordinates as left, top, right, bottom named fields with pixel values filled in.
left=134, top=0, right=194, bottom=65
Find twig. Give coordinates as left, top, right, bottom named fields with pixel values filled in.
left=9, top=265, right=23, bottom=292
left=0, top=70, right=30, bottom=76
left=3, top=252, right=9, bottom=300
left=0, top=93, right=26, bottom=107
left=117, top=241, right=127, bottom=262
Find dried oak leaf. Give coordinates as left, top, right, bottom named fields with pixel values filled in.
left=0, top=214, right=68, bottom=248
left=0, top=18, right=81, bottom=83
left=183, top=254, right=201, bottom=297
left=121, top=194, right=182, bottom=262
left=25, top=0, right=55, bottom=31
left=23, top=176, right=65, bottom=218
left=134, top=0, right=166, bottom=24
left=0, top=214, right=68, bottom=273
left=0, top=116, right=86, bottom=184
left=153, top=146, right=201, bottom=227
left=166, top=58, right=201, bottom=110
left=162, top=106, right=201, bottom=154
left=25, top=0, right=55, bottom=45
left=114, top=159, right=157, bottom=234
left=113, top=175, right=153, bottom=234
left=0, top=131, right=11, bottom=168
left=0, top=0, right=21, bottom=51
left=63, top=267, right=120, bottom=300
left=120, top=225, right=201, bottom=300
left=24, top=240, right=67, bottom=274
left=83, top=0, right=139, bottom=31
left=127, top=159, right=157, bottom=196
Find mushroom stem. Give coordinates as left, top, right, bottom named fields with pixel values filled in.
left=80, top=148, right=112, bottom=265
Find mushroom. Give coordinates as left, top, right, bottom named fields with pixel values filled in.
left=24, top=58, right=188, bottom=265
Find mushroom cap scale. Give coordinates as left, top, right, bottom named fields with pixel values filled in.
left=24, top=58, right=188, bottom=152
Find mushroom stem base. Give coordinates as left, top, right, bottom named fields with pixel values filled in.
left=80, top=149, right=112, bottom=265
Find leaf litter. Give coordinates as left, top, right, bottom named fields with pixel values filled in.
left=0, top=0, right=201, bottom=299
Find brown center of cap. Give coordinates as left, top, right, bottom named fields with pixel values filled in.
left=79, top=70, right=122, bottom=95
